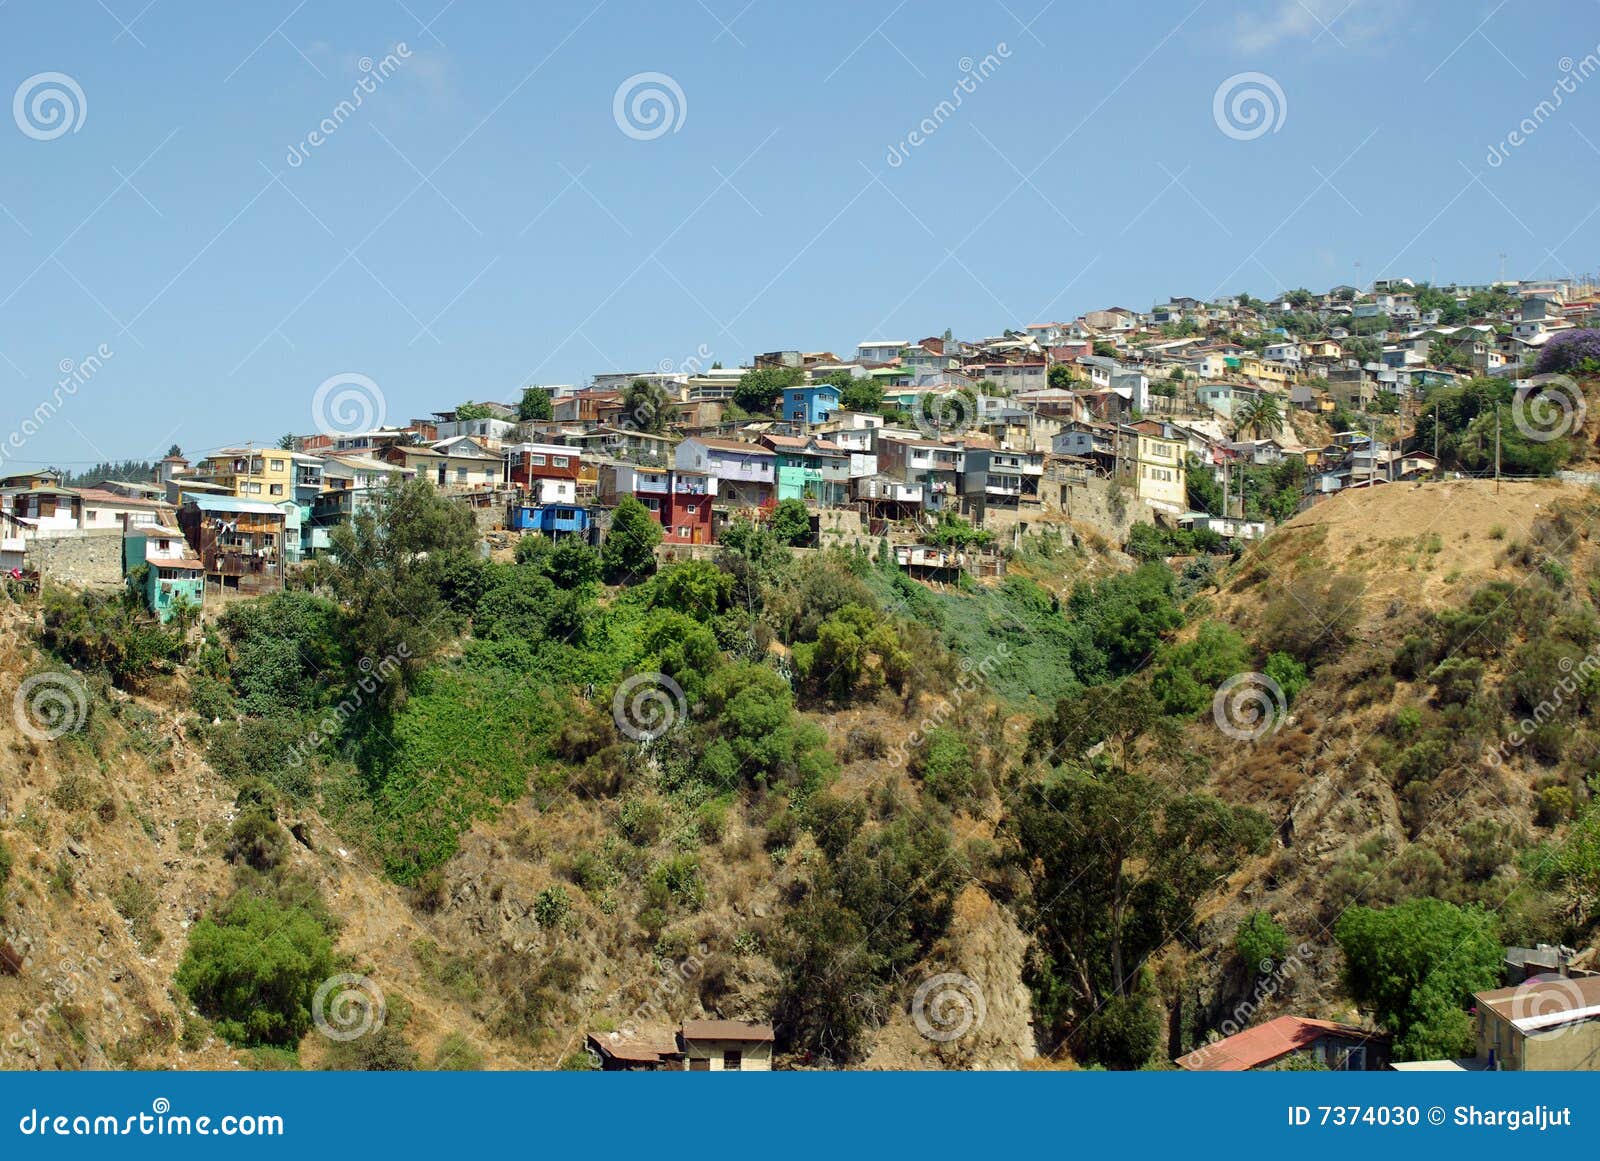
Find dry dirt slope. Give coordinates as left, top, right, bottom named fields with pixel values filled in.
left=1162, top=478, right=1600, bottom=1037
left=0, top=598, right=1038, bottom=1071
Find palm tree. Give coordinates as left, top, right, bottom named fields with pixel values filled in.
left=1234, top=395, right=1284, bottom=440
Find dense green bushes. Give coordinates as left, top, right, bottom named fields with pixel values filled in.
left=1335, top=898, right=1502, bottom=1061
left=175, top=884, right=338, bottom=1047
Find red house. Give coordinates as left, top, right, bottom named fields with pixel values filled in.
left=505, top=442, right=582, bottom=503
left=600, top=463, right=714, bottom=545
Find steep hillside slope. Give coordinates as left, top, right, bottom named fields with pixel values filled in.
left=1167, top=479, right=1600, bottom=1042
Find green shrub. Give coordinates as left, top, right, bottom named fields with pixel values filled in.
left=911, top=727, right=978, bottom=805
left=111, top=876, right=161, bottom=951
left=533, top=885, right=571, bottom=929
left=175, top=888, right=338, bottom=1047
left=1235, top=911, right=1290, bottom=971
left=1259, top=570, right=1363, bottom=663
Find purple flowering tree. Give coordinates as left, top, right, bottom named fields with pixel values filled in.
left=1534, top=328, right=1600, bottom=375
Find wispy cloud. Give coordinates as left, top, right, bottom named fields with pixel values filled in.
left=1227, top=0, right=1406, bottom=54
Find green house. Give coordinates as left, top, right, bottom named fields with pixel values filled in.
left=123, top=526, right=204, bottom=622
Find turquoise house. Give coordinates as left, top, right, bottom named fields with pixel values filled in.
left=123, top=526, right=204, bottom=622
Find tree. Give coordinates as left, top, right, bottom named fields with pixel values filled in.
left=621, top=378, right=673, bottom=434
left=1234, top=394, right=1283, bottom=439
left=1005, top=710, right=1269, bottom=1059
left=1048, top=363, right=1076, bottom=389
left=1092, top=341, right=1118, bottom=359
left=1534, top=328, right=1600, bottom=376
left=454, top=402, right=494, bottom=421
left=1285, top=287, right=1315, bottom=309
left=165, top=443, right=183, bottom=459
left=733, top=365, right=803, bottom=414
left=770, top=498, right=812, bottom=546
left=838, top=378, right=883, bottom=413
left=276, top=433, right=299, bottom=450
left=175, top=887, right=338, bottom=1047
left=545, top=536, right=601, bottom=589
left=518, top=386, right=554, bottom=422
left=771, top=892, right=883, bottom=1062
left=310, top=478, right=480, bottom=710
left=601, top=495, right=662, bottom=583
left=1335, top=898, right=1502, bottom=1061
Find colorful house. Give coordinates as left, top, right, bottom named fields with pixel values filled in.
left=599, top=463, right=715, bottom=545
left=176, top=494, right=287, bottom=594
left=674, top=438, right=776, bottom=512
left=122, top=525, right=204, bottom=622
left=781, top=383, right=841, bottom=426
left=191, top=448, right=296, bottom=502
left=510, top=502, right=592, bottom=537
left=760, top=434, right=849, bottom=506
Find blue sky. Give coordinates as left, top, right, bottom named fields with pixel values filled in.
left=2, top=0, right=1598, bottom=466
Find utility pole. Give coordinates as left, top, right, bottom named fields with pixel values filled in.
left=1495, top=407, right=1502, bottom=494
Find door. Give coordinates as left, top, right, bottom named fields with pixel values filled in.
left=689, top=1057, right=709, bottom=1071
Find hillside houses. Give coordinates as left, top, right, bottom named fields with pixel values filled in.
left=16, top=273, right=1591, bottom=611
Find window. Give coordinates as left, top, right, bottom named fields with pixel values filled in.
left=269, top=484, right=284, bottom=496
left=689, top=1058, right=710, bottom=1071
left=723, top=1050, right=742, bottom=1071
left=456, top=468, right=468, bottom=483
left=552, top=456, right=569, bottom=468
left=678, top=526, right=690, bottom=539
left=269, top=459, right=285, bottom=471
left=685, top=504, right=697, bottom=515
left=529, top=454, right=547, bottom=466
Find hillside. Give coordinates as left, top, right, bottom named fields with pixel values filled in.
left=1164, top=479, right=1600, bottom=1046
left=3, top=479, right=1597, bottom=1072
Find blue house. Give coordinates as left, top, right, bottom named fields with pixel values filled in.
left=510, top=503, right=592, bottom=537
left=782, top=383, right=841, bottom=426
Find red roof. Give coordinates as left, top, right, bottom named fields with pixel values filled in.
left=1175, top=1015, right=1381, bottom=1071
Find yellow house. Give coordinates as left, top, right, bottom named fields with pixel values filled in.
left=1120, top=424, right=1187, bottom=512
left=1473, top=977, right=1600, bottom=1070
left=192, top=448, right=296, bottom=502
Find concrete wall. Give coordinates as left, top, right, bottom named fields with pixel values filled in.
left=1039, top=473, right=1147, bottom=544
left=26, top=530, right=124, bottom=587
